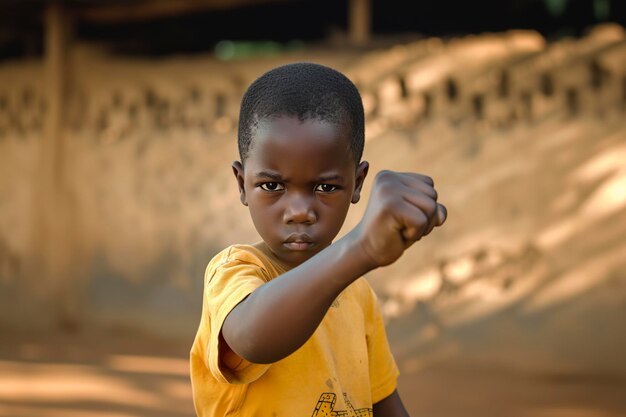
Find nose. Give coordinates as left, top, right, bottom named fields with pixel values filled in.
left=283, top=193, right=316, bottom=224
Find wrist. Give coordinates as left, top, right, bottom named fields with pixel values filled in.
left=340, top=227, right=379, bottom=274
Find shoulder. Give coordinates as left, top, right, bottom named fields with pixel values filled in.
left=207, top=244, right=268, bottom=269
left=204, top=244, right=275, bottom=284
left=342, top=277, right=380, bottom=315
left=351, top=278, right=388, bottom=324
left=350, top=277, right=377, bottom=300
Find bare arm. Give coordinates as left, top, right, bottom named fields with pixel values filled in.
left=222, top=171, right=446, bottom=364
left=373, top=390, right=410, bottom=417
left=222, top=230, right=375, bottom=363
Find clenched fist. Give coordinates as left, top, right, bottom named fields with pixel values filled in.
left=352, top=170, right=447, bottom=267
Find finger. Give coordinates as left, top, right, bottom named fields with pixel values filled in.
left=418, top=174, right=433, bottom=186
left=412, top=181, right=437, bottom=200
left=422, top=206, right=440, bottom=237
left=401, top=173, right=434, bottom=186
left=417, top=202, right=447, bottom=240
left=401, top=191, right=439, bottom=239
left=395, top=205, right=429, bottom=244
left=399, top=175, right=437, bottom=200
left=401, top=191, right=438, bottom=220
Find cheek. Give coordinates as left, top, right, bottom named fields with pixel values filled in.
left=248, top=208, right=275, bottom=242
left=247, top=197, right=281, bottom=229
left=322, top=200, right=351, bottom=231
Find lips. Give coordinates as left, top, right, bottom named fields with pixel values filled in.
left=283, top=233, right=314, bottom=251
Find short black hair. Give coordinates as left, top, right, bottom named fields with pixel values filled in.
left=237, top=62, right=364, bottom=164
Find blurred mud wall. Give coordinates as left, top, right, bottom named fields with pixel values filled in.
left=0, top=24, right=625, bottom=338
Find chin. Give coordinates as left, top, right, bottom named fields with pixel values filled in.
left=279, top=248, right=317, bottom=266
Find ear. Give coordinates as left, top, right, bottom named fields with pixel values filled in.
left=232, top=160, right=248, bottom=206
left=351, top=161, right=369, bottom=204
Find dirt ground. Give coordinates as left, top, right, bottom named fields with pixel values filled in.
left=1, top=328, right=625, bottom=417
left=0, top=329, right=194, bottom=417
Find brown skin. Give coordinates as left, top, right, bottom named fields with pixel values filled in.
left=226, top=116, right=446, bottom=416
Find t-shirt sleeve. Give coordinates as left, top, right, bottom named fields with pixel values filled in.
left=203, top=256, right=271, bottom=384
left=364, top=282, right=400, bottom=403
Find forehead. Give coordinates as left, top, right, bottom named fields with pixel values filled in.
left=246, top=116, right=353, bottom=172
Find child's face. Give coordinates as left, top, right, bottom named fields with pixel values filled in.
left=233, top=116, right=368, bottom=269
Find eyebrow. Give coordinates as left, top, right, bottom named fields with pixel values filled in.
left=253, top=171, right=345, bottom=183
left=316, top=174, right=344, bottom=183
left=254, top=171, right=283, bottom=181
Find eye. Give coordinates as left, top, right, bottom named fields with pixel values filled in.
left=259, top=182, right=284, bottom=192
left=315, top=184, right=338, bottom=193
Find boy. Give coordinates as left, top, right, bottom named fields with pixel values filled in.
left=190, top=63, right=446, bottom=416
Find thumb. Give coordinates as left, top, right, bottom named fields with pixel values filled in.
left=435, top=203, right=447, bottom=226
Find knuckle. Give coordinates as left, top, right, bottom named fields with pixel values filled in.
left=376, top=170, right=399, bottom=185
left=376, top=170, right=392, bottom=180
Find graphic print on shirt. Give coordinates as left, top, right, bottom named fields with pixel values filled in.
left=311, top=392, right=372, bottom=417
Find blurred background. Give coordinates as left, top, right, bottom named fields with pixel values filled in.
left=0, top=0, right=625, bottom=416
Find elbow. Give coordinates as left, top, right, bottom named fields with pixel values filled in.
left=222, top=320, right=279, bottom=365
left=241, top=349, right=276, bottom=365
left=232, top=332, right=284, bottom=365
left=228, top=328, right=293, bottom=365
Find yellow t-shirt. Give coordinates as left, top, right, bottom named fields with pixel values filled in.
left=190, top=243, right=399, bottom=417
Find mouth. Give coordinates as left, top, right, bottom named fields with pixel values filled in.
left=283, top=233, right=315, bottom=251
